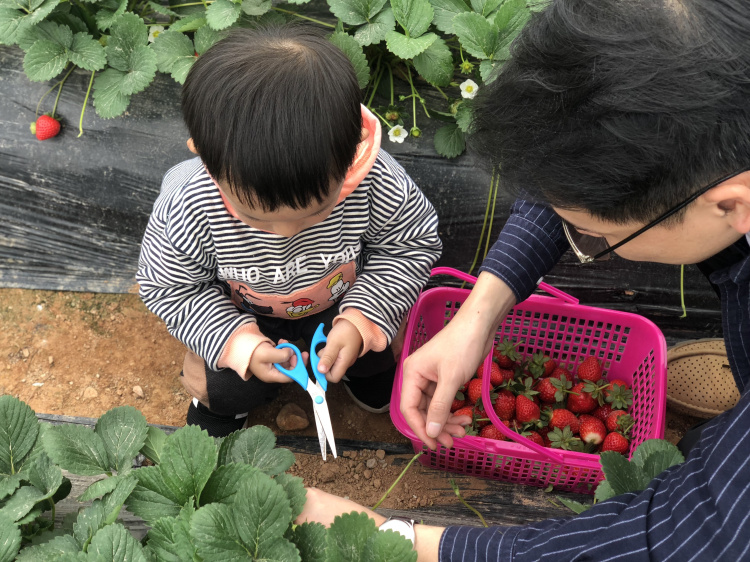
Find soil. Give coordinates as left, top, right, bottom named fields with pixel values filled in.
left=0, top=287, right=703, bottom=509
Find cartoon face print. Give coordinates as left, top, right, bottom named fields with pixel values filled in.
left=235, top=286, right=273, bottom=315
left=327, top=272, right=350, bottom=302
left=284, top=298, right=319, bottom=318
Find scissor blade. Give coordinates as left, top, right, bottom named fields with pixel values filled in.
left=314, top=418, right=328, bottom=461
left=313, top=401, right=337, bottom=459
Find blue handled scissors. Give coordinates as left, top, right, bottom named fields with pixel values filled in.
left=274, top=323, right=337, bottom=460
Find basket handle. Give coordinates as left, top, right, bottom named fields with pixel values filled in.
left=536, top=279, right=579, bottom=305
left=429, top=267, right=478, bottom=286
left=480, top=354, right=567, bottom=463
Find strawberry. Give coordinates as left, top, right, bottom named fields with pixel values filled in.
left=499, top=368, right=515, bottom=385
left=515, top=395, right=540, bottom=423
left=486, top=363, right=505, bottom=386
left=480, top=423, right=508, bottom=440
left=527, top=352, right=557, bottom=379
left=592, top=404, right=613, bottom=423
left=31, top=114, right=61, bottom=141
left=605, top=379, right=634, bottom=410
left=550, top=366, right=572, bottom=381
left=494, top=340, right=520, bottom=368
left=577, top=356, right=603, bottom=383
left=601, top=432, right=630, bottom=454
left=450, top=391, right=466, bottom=413
left=536, top=377, right=559, bottom=403
left=467, top=378, right=483, bottom=404
left=567, top=382, right=598, bottom=414
left=608, top=378, right=630, bottom=390
left=547, top=408, right=580, bottom=434
left=453, top=406, right=474, bottom=424
left=474, top=407, right=490, bottom=427
left=578, top=415, right=607, bottom=445
left=606, top=411, right=634, bottom=433
left=539, top=427, right=552, bottom=447
left=493, top=389, right=516, bottom=420
left=548, top=426, right=584, bottom=451
left=522, top=430, right=544, bottom=446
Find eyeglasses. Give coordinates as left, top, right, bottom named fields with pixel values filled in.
left=562, top=167, right=750, bottom=264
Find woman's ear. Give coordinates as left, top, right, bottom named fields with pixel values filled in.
left=360, top=127, right=370, bottom=143
left=187, top=138, right=198, bottom=154
left=703, top=172, right=750, bottom=234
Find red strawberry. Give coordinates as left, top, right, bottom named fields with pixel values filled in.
left=601, top=432, right=630, bottom=454
left=578, top=415, right=607, bottom=445
left=450, top=391, right=466, bottom=413
left=539, top=427, right=552, bottom=447
left=474, top=407, right=490, bottom=427
left=592, top=404, right=613, bottom=423
left=499, top=368, right=514, bottom=385
left=515, top=395, right=540, bottom=423
left=31, top=114, right=61, bottom=141
left=453, top=406, right=474, bottom=423
left=493, top=389, right=516, bottom=420
left=548, top=408, right=580, bottom=434
left=467, top=378, right=483, bottom=404
left=488, top=363, right=504, bottom=386
left=550, top=366, right=572, bottom=381
left=606, top=411, right=634, bottom=433
left=567, top=382, right=598, bottom=414
left=577, top=356, right=603, bottom=383
left=605, top=379, right=633, bottom=410
left=608, top=378, right=630, bottom=390
left=536, top=377, right=559, bottom=403
left=480, top=423, right=508, bottom=440
left=494, top=340, right=520, bottom=368
left=522, top=430, right=544, bottom=446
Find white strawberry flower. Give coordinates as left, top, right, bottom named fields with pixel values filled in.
left=148, top=25, right=165, bottom=43
left=388, top=124, right=407, bottom=144
left=460, top=79, right=479, bottom=99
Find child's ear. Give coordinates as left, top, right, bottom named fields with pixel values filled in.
left=360, top=127, right=370, bottom=143
left=187, top=138, right=199, bottom=154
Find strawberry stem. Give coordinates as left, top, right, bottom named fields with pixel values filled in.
left=78, top=70, right=96, bottom=138
left=371, top=451, right=423, bottom=510
left=464, top=170, right=495, bottom=282
left=679, top=264, right=687, bottom=318
left=51, top=66, right=75, bottom=119
left=449, top=479, right=488, bottom=527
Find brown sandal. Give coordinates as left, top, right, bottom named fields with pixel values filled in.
left=667, top=339, right=740, bottom=419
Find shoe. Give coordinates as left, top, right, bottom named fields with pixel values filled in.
left=186, top=398, right=248, bottom=437
left=342, top=366, right=395, bottom=414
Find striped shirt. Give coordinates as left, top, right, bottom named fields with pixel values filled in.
left=137, top=154, right=441, bottom=370
left=441, top=200, right=750, bottom=561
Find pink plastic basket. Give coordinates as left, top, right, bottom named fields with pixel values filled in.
left=390, top=267, right=668, bottom=494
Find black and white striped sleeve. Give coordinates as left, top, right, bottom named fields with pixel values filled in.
left=339, top=151, right=443, bottom=343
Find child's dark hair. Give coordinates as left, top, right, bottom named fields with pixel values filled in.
left=182, top=25, right=362, bottom=211
left=471, top=0, right=750, bottom=225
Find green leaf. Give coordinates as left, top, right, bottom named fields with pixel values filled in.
left=453, top=11, right=497, bottom=60
left=73, top=502, right=106, bottom=548
left=0, top=475, right=22, bottom=502
left=22, top=38, right=68, bottom=81
left=190, top=503, right=248, bottom=559
left=194, top=24, right=224, bottom=55
left=556, top=496, right=591, bottom=514
left=140, top=426, right=168, bottom=466
left=125, top=466, right=182, bottom=524
left=88, top=522, right=148, bottom=562
left=329, top=31, right=370, bottom=89
left=241, top=0, right=271, bottom=16
left=79, top=476, right=119, bottom=502
left=16, top=534, right=79, bottom=561
left=390, top=0, right=433, bottom=37
left=160, top=425, right=217, bottom=506
left=491, top=0, right=529, bottom=61
left=200, top=463, right=259, bottom=506
left=429, top=0, right=469, bottom=34
left=95, top=407, right=149, bottom=474
left=149, top=1, right=180, bottom=16
left=385, top=30, right=436, bottom=59
left=52, top=476, right=72, bottom=505
left=353, top=7, right=394, bottom=46
left=99, top=474, right=138, bottom=525
left=117, top=44, right=158, bottom=94
left=68, top=32, right=106, bottom=70
left=366, top=529, right=417, bottom=561
left=27, top=452, right=63, bottom=500
left=27, top=0, right=60, bottom=25
left=599, top=451, right=650, bottom=497
left=0, top=486, right=45, bottom=522
left=147, top=503, right=197, bottom=562
left=0, top=8, right=31, bottom=46
left=95, top=0, right=127, bottom=31
left=290, top=522, right=327, bottom=562
left=0, top=396, right=39, bottom=476
left=48, top=11, right=88, bottom=34
left=42, top=424, right=109, bottom=476
left=234, top=471, right=293, bottom=554
left=92, top=67, right=131, bottom=119
left=433, top=123, right=465, bottom=158
left=469, top=0, right=501, bottom=16
left=274, top=473, right=306, bottom=521
left=478, top=58, right=497, bottom=82
left=593, top=479, right=615, bottom=503
left=205, top=0, right=241, bottom=30
left=169, top=12, right=205, bottom=32
left=258, top=538, right=301, bottom=561
left=631, top=439, right=684, bottom=481
left=455, top=101, right=473, bottom=132
left=17, top=20, right=72, bottom=51
left=327, top=0, right=387, bottom=26
left=412, top=36, right=452, bottom=86
left=218, top=426, right=294, bottom=476
left=0, top=513, right=20, bottom=562
left=327, top=511, right=378, bottom=562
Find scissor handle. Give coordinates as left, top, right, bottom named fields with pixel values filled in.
left=274, top=343, right=309, bottom=390
left=309, top=323, right=328, bottom=392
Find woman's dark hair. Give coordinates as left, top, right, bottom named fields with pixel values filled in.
left=472, top=0, right=750, bottom=224
left=182, top=25, right=362, bottom=211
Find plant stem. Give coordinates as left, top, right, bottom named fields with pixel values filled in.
left=366, top=61, right=384, bottom=108
left=483, top=170, right=500, bottom=260
left=449, top=479, right=488, bottom=527
left=434, top=85, right=449, bottom=101
left=465, top=170, right=495, bottom=280
left=167, top=1, right=208, bottom=7
left=371, top=108, right=393, bottom=130
left=389, top=64, right=394, bottom=105
left=371, top=451, right=423, bottom=510
left=78, top=70, right=96, bottom=138
left=272, top=7, right=336, bottom=28
left=38, top=65, right=75, bottom=119
left=679, top=264, right=687, bottom=318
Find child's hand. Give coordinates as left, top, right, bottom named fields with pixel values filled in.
left=248, top=340, right=309, bottom=384
left=316, top=320, right=362, bottom=383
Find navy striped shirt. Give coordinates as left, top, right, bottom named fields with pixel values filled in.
left=441, top=200, right=750, bottom=561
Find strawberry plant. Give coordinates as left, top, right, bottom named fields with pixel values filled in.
left=0, top=395, right=417, bottom=561
left=0, top=0, right=541, bottom=154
